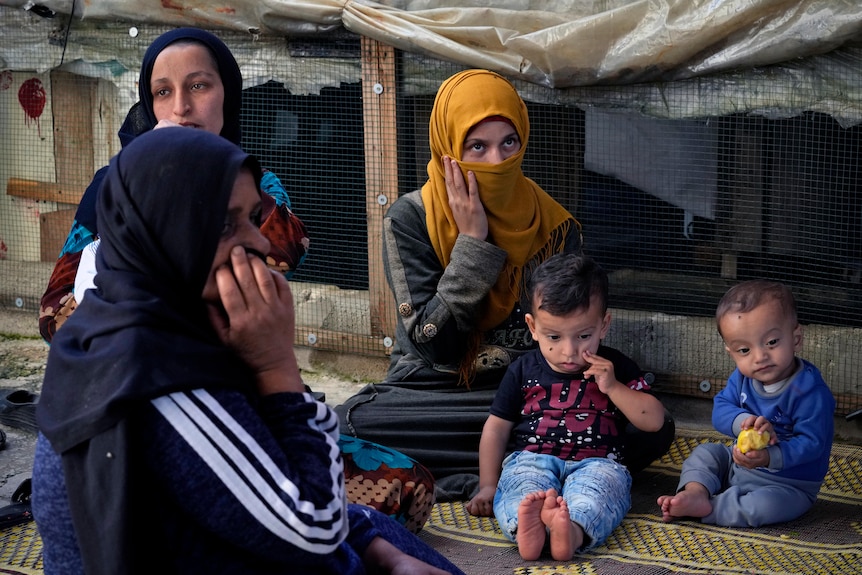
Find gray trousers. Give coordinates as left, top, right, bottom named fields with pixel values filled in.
left=678, top=442, right=821, bottom=527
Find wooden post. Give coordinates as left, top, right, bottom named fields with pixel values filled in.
left=11, top=71, right=101, bottom=261
left=361, top=37, right=398, bottom=344
left=50, top=71, right=97, bottom=193
left=716, top=116, right=764, bottom=279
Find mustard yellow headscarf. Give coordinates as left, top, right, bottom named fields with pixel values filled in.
left=422, top=69, right=576, bottom=334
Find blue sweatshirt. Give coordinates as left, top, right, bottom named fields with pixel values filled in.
left=712, top=358, right=835, bottom=482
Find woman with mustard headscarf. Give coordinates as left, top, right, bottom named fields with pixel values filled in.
left=336, top=70, right=675, bottom=498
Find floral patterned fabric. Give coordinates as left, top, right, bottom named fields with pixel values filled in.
left=38, top=250, right=81, bottom=343
left=339, top=435, right=436, bottom=533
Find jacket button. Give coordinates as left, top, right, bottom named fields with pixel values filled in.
left=422, top=323, right=438, bottom=338
left=398, top=302, right=413, bottom=317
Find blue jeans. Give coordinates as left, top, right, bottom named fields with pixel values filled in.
left=493, top=451, right=631, bottom=551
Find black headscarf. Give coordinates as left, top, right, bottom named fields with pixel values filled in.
left=75, top=27, right=244, bottom=232
left=39, top=127, right=262, bottom=454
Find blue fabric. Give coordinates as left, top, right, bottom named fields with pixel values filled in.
left=339, top=434, right=416, bottom=470
left=260, top=170, right=291, bottom=208
left=58, top=218, right=96, bottom=258
left=31, top=434, right=84, bottom=575
left=493, top=451, right=631, bottom=551
left=35, top=414, right=461, bottom=573
left=347, top=505, right=465, bottom=573
left=671, top=358, right=834, bottom=528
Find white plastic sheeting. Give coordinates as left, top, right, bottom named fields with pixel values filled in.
left=1, top=1, right=862, bottom=123
left=1, top=0, right=861, bottom=87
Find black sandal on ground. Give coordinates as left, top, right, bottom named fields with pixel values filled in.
left=0, top=390, right=39, bottom=434
left=0, top=478, right=33, bottom=529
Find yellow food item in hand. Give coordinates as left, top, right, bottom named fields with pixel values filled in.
left=737, top=428, right=770, bottom=454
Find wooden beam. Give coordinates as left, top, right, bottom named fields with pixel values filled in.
left=295, top=326, right=391, bottom=357
left=650, top=372, right=725, bottom=399
left=6, top=177, right=84, bottom=204
left=655, top=372, right=860, bottom=418
left=361, top=37, right=399, bottom=342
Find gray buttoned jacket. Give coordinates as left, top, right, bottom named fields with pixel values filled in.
left=382, top=190, right=582, bottom=386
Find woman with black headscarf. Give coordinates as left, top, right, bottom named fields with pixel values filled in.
left=32, top=127, right=464, bottom=575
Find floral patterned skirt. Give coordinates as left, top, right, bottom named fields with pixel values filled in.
left=339, top=435, right=436, bottom=533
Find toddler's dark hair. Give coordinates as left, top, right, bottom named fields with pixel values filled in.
left=715, top=280, right=797, bottom=337
left=527, top=253, right=608, bottom=316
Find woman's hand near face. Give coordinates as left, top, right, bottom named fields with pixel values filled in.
left=209, top=245, right=304, bottom=395
left=443, top=156, right=487, bottom=241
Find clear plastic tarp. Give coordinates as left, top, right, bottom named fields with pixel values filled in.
left=3, top=0, right=862, bottom=85
left=1, top=0, right=862, bottom=123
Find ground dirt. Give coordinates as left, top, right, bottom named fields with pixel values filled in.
left=0, top=332, right=44, bottom=507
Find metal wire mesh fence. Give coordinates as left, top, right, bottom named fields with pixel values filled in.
left=0, top=20, right=859, bottom=414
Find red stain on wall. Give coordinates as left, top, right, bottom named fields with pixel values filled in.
left=18, top=77, right=46, bottom=137
left=0, top=70, right=12, bottom=91
left=24, top=201, right=41, bottom=223
left=0, top=239, right=7, bottom=260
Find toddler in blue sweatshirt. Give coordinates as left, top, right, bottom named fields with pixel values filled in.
left=657, top=280, right=835, bottom=526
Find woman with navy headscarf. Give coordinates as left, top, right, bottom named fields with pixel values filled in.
left=38, top=27, right=308, bottom=343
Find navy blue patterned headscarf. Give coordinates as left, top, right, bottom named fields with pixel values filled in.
left=75, top=28, right=243, bottom=232
left=39, top=128, right=262, bottom=453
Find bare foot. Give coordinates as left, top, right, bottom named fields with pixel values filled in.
left=657, top=483, right=712, bottom=522
left=544, top=496, right=583, bottom=561
left=517, top=491, right=550, bottom=560
left=656, top=494, right=675, bottom=522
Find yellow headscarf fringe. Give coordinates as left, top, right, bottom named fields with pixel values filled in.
left=457, top=220, right=575, bottom=388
